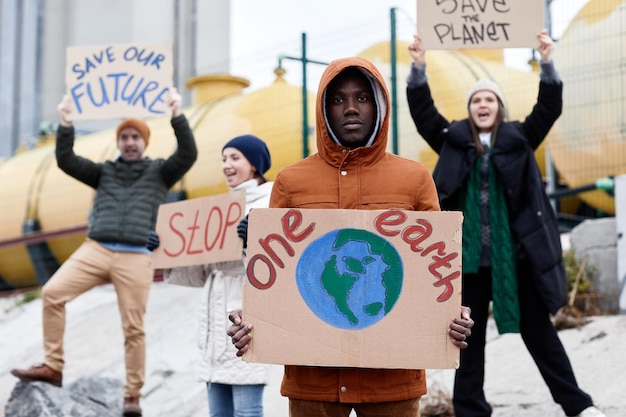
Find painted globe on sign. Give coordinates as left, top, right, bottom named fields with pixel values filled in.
left=296, top=229, right=403, bottom=330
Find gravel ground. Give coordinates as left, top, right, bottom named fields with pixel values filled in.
left=1, top=282, right=623, bottom=417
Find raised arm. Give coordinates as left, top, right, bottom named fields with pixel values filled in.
left=406, top=34, right=451, bottom=154
left=522, top=29, right=563, bottom=149
left=55, top=95, right=101, bottom=188
left=160, top=87, right=198, bottom=188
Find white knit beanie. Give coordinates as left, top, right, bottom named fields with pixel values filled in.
left=466, top=78, right=506, bottom=109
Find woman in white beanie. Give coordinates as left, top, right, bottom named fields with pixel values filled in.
left=406, top=30, right=604, bottom=417
left=165, top=134, right=275, bottom=417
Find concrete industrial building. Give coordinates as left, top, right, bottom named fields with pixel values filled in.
left=0, top=0, right=229, bottom=156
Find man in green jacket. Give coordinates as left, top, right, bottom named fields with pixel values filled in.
left=11, top=88, right=197, bottom=417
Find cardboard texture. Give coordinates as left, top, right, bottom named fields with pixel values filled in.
left=242, top=208, right=464, bottom=370
left=152, top=190, right=246, bottom=269
left=65, top=42, right=173, bottom=120
left=417, top=0, right=544, bottom=50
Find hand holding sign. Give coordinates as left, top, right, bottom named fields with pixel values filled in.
left=536, top=29, right=554, bottom=62
left=168, top=87, right=182, bottom=118
left=407, top=34, right=426, bottom=67
left=57, top=95, right=74, bottom=127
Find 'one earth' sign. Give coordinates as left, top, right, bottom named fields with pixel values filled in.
left=243, top=208, right=464, bottom=370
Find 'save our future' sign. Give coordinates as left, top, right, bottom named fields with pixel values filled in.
left=65, top=42, right=173, bottom=120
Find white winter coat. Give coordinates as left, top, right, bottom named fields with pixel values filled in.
left=164, top=180, right=273, bottom=384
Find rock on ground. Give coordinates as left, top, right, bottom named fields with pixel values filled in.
left=5, top=378, right=123, bottom=417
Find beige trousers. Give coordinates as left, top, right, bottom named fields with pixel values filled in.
left=41, top=238, right=153, bottom=397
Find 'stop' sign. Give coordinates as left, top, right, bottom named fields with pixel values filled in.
left=151, top=191, right=247, bottom=270
left=417, top=0, right=544, bottom=50
left=65, top=42, right=173, bottom=121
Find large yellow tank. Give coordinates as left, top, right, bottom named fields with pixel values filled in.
left=550, top=0, right=625, bottom=215
left=0, top=69, right=315, bottom=289
left=2, top=1, right=623, bottom=288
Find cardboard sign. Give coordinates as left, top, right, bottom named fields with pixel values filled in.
left=417, top=0, right=544, bottom=49
left=152, top=190, right=246, bottom=269
left=242, top=208, right=464, bottom=369
left=65, top=42, right=173, bottom=120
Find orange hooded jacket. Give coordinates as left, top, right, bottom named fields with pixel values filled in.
left=270, top=57, right=440, bottom=403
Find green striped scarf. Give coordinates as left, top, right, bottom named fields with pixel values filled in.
left=461, top=156, right=520, bottom=334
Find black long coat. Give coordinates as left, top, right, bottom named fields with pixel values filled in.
left=407, top=80, right=567, bottom=314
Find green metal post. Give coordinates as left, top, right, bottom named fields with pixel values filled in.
left=390, top=8, right=399, bottom=155
left=277, top=34, right=327, bottom=158
left=301, top=33, right=309, bottom=158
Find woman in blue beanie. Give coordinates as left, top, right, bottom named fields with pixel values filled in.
left=166, top=134, right=275, bottom=417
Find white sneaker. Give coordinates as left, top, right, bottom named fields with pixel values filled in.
left=577, top=406, right=606, bottom=417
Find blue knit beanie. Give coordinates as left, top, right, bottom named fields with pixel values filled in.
left=222, top=134, right=272, bottom=180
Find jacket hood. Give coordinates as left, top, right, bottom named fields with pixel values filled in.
left=316, top=57, right=390, bottom=166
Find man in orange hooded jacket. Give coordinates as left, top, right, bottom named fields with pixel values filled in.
left=228, top=57, right=474, bottom=416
